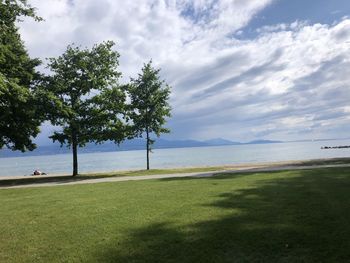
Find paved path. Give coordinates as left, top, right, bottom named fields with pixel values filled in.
left=1, top=163, right=350, bottom=190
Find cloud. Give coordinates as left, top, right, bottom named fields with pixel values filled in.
left=18, top=0, right=350, bottom=142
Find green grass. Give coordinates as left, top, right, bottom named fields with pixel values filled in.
left=288, top=157, right=350, bottom=166
left=87, top=166, right=228, bottom=177
left=1, top=167, right=350, bottom=262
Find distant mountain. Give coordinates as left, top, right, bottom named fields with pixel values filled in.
left=0, top=138, right=207, bottom=158
left=204, top=138, right=241, bottom=146
left=246, top=140, right=283, bottom=145
left=0, top=138, right=284, bottom=158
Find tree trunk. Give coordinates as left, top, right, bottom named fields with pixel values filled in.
left=72, top=131, right=78, bottom=176
left=146, top=128, right=150, bottom=170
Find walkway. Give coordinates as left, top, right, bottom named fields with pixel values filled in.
left=1, top=163, right=350, bottom=190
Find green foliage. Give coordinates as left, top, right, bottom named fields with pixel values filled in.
left=92, top=84, right=130, bottom=144
left=43, top=41, right=124, bottom=146
left=41, top=41, right=127, bottom=175
left=0, top=0, right=42, bottom=151
left=0, top=0, right=42, bottom=27
left=128, top=61, right=171, bottom=169
left=129, top=61, right=171, bottom=138
left=0, top=74, right=40, bottom=151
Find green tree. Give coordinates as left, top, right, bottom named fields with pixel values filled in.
left=128, top=61, right=171, bottom=170
left=0, top=0, right=43, bottom=151
left=43, top=41, right=126, bottom=176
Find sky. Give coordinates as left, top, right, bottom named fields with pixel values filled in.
left=18, top=0, right=350, bottom=144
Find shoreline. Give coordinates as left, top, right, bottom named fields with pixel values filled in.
left=1, top=160, right=350, bottom=189
left=1, top=157, right=350, bottom=181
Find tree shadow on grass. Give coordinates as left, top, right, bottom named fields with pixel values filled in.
left=93, top=168, right=350, bottom=263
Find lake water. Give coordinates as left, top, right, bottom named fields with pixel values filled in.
left=1, top=139, right=350, bottom=177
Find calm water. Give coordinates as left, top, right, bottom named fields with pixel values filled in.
left=1, top=139, right=350, bottom=177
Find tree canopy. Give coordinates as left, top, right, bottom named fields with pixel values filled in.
left=42, top=41, right=127, bottom=175
left=128, top=61, right=171, bottom=170
left=0, top=0, right=42, bottom=151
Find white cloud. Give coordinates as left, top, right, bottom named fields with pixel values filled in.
left=19, top=0, right=350, bottom=142
left=21, top=0, right=273, bottom=75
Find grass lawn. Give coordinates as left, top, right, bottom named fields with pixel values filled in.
left=1, top=167, right=350, bottom=262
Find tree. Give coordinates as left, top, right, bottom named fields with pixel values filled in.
left=128, top=61, right=171, bottom=170
left=0, top=0, right=43, bottom=151
left=43, top=41, right=126, bottom=176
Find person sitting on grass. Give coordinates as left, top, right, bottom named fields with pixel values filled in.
left=33, top=170, right=47, bottom=176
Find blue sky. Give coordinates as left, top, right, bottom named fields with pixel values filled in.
left=239, top=0, right=350, bottom=39
left=19, top=0, right=350, bottom=144
left=248, top=0, right=350, bottom=26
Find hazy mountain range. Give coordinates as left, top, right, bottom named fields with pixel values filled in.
left=0, top=138, right=283, bottom=158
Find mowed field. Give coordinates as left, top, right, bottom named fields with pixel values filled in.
left=1, top=167, right=350, bottom=262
